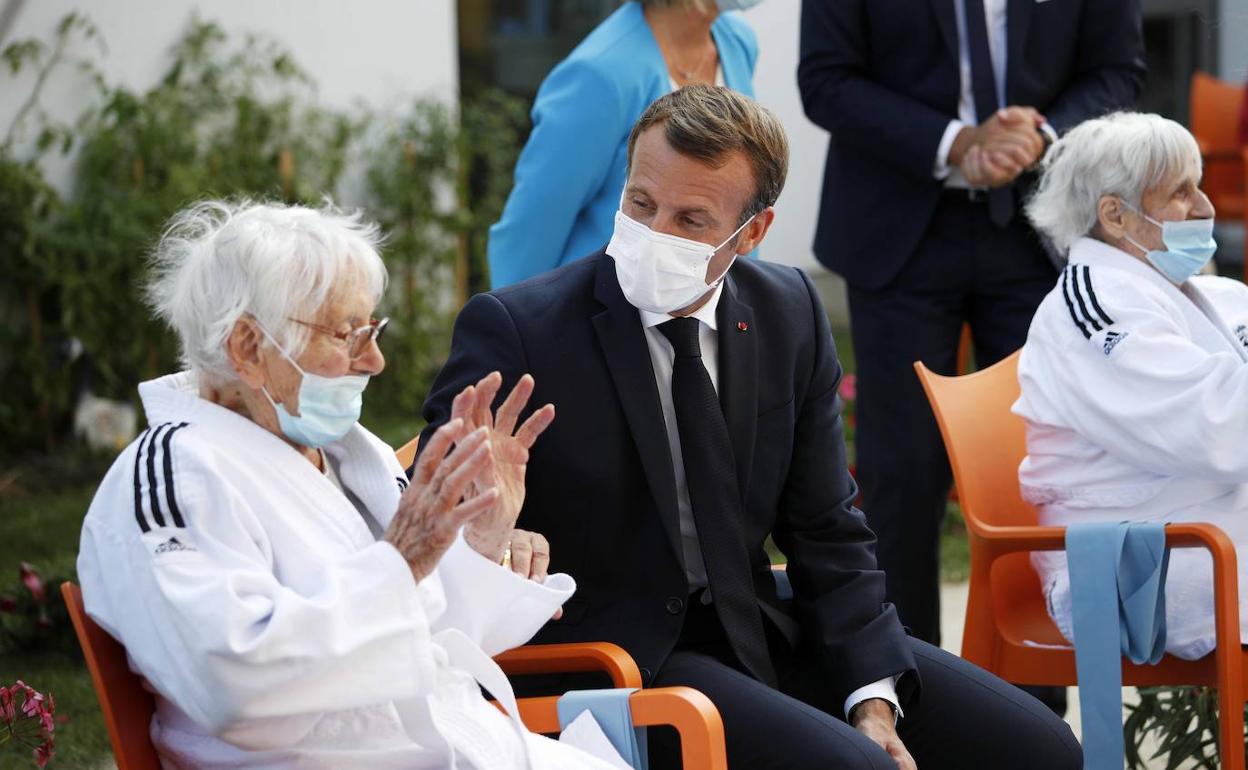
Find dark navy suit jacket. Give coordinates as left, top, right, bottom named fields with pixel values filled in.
left=419, top=251, right=917, bottom=708
left=798, top=0, right=1145, bottom=290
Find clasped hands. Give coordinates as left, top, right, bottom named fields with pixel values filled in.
left=383, top=371, right=558, bottom=590
left=950, top=106, right=1049, bottom=189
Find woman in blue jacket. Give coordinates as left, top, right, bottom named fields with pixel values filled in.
left=488, top=0, right=759, bottom=289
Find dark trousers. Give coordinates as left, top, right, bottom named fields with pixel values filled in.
left=647, top=596, right=1080, bottom=769
left=847, top=192, right=1056, bottom=645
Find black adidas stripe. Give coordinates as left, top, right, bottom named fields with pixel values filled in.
left=1081, top=265, right=1114, bottom=326
left=1060, top=267, right=1091, bottom=339
left=133, top=421, right=190, bottom=533
left=1069, top=266, right=1103, bottom=333
left=162, top=423, right=190, bottom=528
left=146, top=424, right=168, bottom=528
left=133, top=428, right=153, bottom=533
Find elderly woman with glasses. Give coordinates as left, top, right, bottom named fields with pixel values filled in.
left=1014, top=111, right=1248, bottom=660
left=75, top=200, right=623, bottom=769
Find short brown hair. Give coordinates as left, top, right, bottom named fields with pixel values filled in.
left=626, top=84, right=789, bottom=224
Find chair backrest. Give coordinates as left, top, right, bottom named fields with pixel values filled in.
left=1189, top=71, right=1246, bottom=217
left=395, top=435, right=419, bottom=471
left=1191, top=71, right=1245, bottom=154
left=914, top=351, right=1034, bottom=532
left=60, top=582, right=161, bottom=770
left=915, top=351, right=1058, bottom=640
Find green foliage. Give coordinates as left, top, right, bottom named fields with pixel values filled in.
left=1124, top=686, right=1247, bottom=769
left=0, top=14, right=529, bottom=459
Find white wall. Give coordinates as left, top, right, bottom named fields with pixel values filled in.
left=0, top=0, right=459, bottom=192
left=741, top=0, right=825, bottom=275
left=1221, top=0, right=1248, bottom=81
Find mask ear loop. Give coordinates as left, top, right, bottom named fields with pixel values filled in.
left=253, top=320, right=307, bottom=416
left=706, top=213, right=758, bottom=287
left=1116, top=198, right=1161, bottom=260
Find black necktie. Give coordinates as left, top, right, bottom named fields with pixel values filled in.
left=962, top=0, right=1015, bottom=227
left=658, top=317, right=777, bottom=686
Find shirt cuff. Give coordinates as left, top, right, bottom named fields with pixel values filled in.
left=844, top=675, right=904, bottom=724
left=1039, top=121, right=1059, bottom=146
left=933, top=120, right=966, bottom=180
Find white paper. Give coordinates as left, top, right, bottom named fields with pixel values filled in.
left=558, top=710, right=634, bottom=769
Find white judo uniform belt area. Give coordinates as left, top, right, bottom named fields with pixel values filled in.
left=1014, top=236, right=1248, bottom=660
left=77, top=371, right=623, bottom=769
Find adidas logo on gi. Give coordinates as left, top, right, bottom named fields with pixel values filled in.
left=1102, top=330, right=1128, bottom=356
left=154, top=537, right=196, bottom=554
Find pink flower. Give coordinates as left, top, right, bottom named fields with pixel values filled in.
left=18, top=564, right=45, bottom=604
left=838, top=373, right=857, bottom=402
left=33, top=741, right=53, bottom=768
left=1, top=681, right=56, bottom=768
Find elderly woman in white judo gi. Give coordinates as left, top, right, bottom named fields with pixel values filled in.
left=76, top=200, right=624, bottom=769
left=1013, top=111, right=1248, bottom=660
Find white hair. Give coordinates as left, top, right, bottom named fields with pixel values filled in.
left=145, top=199, right=387, bottom=385
left=1025, top=112, right=1202, bottom=255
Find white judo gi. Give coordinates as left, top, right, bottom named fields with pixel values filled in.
left=77, top=371, right=621, bottom=769
left=1014, top=236, right=1248, bottom=659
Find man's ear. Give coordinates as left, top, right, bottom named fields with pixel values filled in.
left=227, top=317, right=267, bottom=390
left=735, top=207, right=777, bottom=254
left=1097, top=195, right=1128, bottom=241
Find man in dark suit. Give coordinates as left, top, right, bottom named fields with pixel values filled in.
left=420, top=85, right=1079, bottom=769
left=798, top=0, right=1145, bottom=648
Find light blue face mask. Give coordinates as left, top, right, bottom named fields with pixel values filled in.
left=257, top=325, right=369, bottom=448
left=1121, top=201, right=1217, bottom=284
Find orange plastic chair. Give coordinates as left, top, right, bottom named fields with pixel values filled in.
left=62, top=581, right=161, bottom=770
left=63, top=582, right=726, bottom=769
left=914, top=351, right=1247, bottom=769
left=1190, top=71, right=1246, bottom=225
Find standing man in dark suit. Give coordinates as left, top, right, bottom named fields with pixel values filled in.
left=798, top=0, right=1145, bottom=647
left=420, top=85, right=1079, bottom=769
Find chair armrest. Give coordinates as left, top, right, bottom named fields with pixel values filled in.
left=513, top=687, right=728, bottom=770
left=494, top=642, right=643, bottom=688
left=974, top=522, right=1241, bottom=666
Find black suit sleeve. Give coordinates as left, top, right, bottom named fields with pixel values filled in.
left=416, top=293, right=530, bottom=463
left=1042, top=0, right=1145, bottom=133
left=797, top=0, right=953, bottom=183
left=773, top=269, right=919, bottom=708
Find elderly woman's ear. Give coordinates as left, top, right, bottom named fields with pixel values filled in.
left=1095, top=195, right=1129, bottom=241
left=227, top=318, right=269, bottom=390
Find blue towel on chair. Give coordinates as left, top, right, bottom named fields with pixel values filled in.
left=1066, top=521, right=1169, bottom=770
left=557, top=688, right=648, bottom=769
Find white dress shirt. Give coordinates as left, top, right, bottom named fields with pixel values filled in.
left=934, top=0, right=1009, bottom=187
left=637, top=286, right=901, bottom=720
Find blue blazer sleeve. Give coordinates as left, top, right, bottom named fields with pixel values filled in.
left=488, top=58, right=627, bottom=290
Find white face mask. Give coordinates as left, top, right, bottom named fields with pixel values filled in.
left=606, top=207, right=754, bottom=314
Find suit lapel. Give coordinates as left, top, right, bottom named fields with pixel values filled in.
left=590, top=255, right=685, bottom=563
left=716, top=274, right=758, bottom=502
left=1005, top=0, right=1033, bottom=102
left=930, top=0, right=959, bottom=62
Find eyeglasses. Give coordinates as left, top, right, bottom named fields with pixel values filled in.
left=289, top=317, right=389, bottom=361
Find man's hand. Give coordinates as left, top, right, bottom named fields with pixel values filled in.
left=851, top=699, right=916, bottom=770
left=504, top=528, right=564, bottom=619
left=451, top=372, right=556, bottom=563
left=384, top=419, right=498, bottom=582
left=950, top=106, right=1047, bottom=188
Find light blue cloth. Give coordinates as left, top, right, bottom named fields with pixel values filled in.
left=487, top=1, right=758, bottom=289
left=557, top=687, right=647, bottom=769
left=1066, top=521, right=1169, bottom=770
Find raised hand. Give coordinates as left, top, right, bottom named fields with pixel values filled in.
left=451, top=372, right=556, bottom=562
left=384, top=419, right=498, bottom=582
